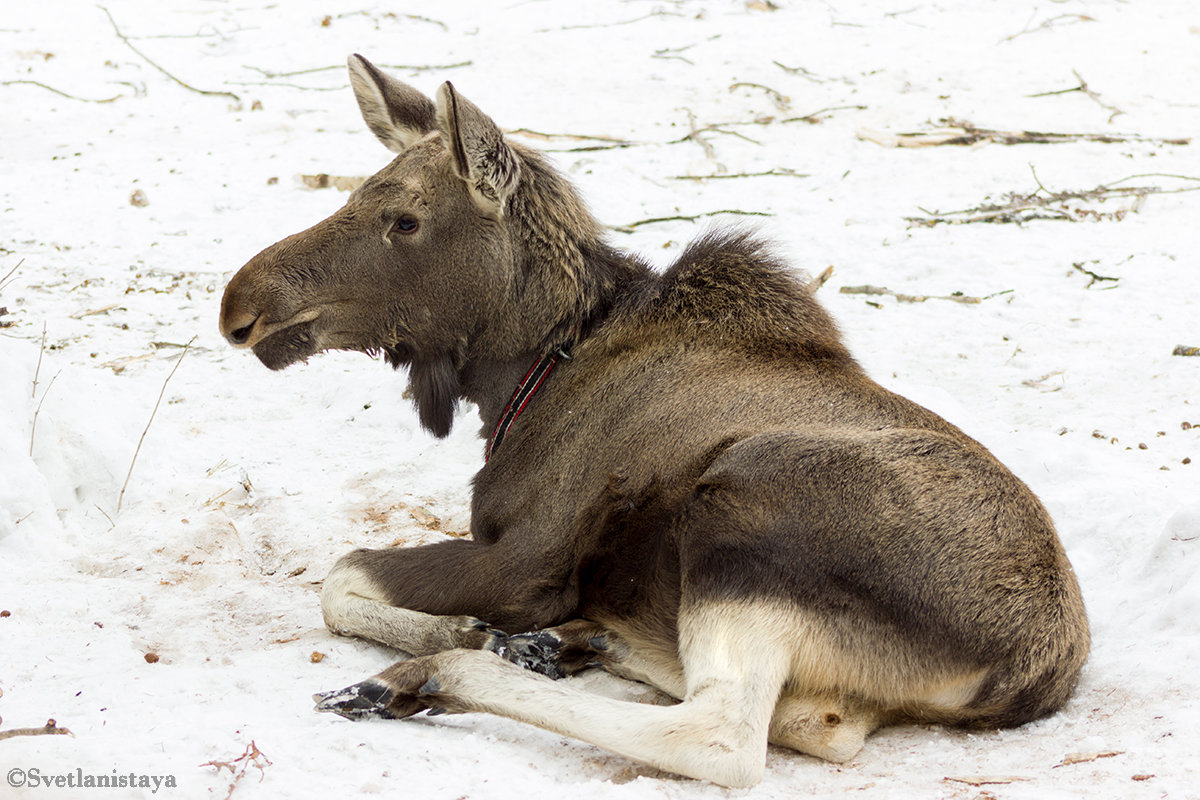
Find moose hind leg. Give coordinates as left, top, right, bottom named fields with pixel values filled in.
left=768, top=693, right=880, bottom=763
left=315, top=599, right=793, bottom=788
left=321, top=550, right=503, bottom=656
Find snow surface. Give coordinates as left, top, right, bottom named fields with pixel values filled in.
left=2, top=1, right=1198, bottom=798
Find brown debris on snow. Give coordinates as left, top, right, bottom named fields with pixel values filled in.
left=858, top=118, right=1189, bottom=148
left=1053, top=750, right=1124, bottom=768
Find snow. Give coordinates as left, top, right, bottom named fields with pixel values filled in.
left=1, top=0, right=1198, bottom=797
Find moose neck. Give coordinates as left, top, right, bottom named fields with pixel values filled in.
left=457, top=145, right=652, bottom=441
left=460, top=240, right=648, bottom=443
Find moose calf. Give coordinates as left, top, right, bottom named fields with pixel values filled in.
left=219, top=55, right=1089, bottom=787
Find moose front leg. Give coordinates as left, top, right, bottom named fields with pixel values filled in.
left=320, top=539, right=578, bottom=657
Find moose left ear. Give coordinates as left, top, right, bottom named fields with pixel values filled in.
left=435, top=82, right=521, bottom=216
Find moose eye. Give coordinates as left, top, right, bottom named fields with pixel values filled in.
left=392, top=216, right=419, bottom=235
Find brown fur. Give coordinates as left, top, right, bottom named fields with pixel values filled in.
left=219, top=55, right=1089, bottom=786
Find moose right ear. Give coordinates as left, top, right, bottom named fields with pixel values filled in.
left=347, top=54, right=436, bottom=153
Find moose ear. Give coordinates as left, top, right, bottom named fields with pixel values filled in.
left=348, top=54, right=436, bottom=153
left=435, top=82, right=521, bottom=215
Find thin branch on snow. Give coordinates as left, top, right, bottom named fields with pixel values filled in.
left=839, top=285, right=1012, bottom=305
left=858, top=118, right=1189, bottom=148
left=331, top=10, right=449, bottom=30
left=729, top=81, right=790, bottom=111
left=242, top=61, right=471, bottom=80
left=200, top=740, right=272, bottom=800
left=31, top=321, right=46, bottom=398
left=679, top=108, right=726, bottom=173
left=906, top=175, right=1200, bottom=228
left=1, top=79, right=123, bottom=103
left=1072, top=261, right=1120, bottom=289
left=538, top=9, right=683, bottom=32
left=945, top=775, right=1031, bottom=786
left=652, top=43, right=698, bottom=64
left=0, top=258, right=22, bottom=293
left=506, top=128, right=640, bottom=148
left=117, top=336, right=195, bottom=513
left=29, top=370, right=61, bottom=457
left=807, top=266, right=835, bottom=293
left=1000, top=12, right=1095, bottom=43
left=773, top=60, right=856, bottom=86
left=610, top=209, right=773, bottom=233
left=0, top=719, right=74, bottom=742
left=1053, top=750, right=1124, bottom=768
left=98, top=6, right=240, bottom=102
left=781, top=104, right=868, bottom=124
left=670, top=168, right=809, bottom=181
left=1028, top=70, right=1125, bottom=122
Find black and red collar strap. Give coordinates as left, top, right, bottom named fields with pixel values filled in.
left=485, top=345, right=571, bottom=462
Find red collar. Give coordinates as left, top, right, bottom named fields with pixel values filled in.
left=485, top=346, right=570, bottom=462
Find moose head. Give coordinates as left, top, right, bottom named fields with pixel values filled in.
left=219, top=55, right=615, bottom=436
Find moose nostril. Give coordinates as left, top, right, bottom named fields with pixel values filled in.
left=230, top=323, right=255, bottom=345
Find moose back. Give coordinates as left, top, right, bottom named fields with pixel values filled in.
left=218, top=55, right=1088, bottom=788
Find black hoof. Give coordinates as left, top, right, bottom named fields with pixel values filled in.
left=498, top=631, right=566, bottom=680
left=467, top=618, right=508, bottom=651
left=313, top=678, right=399, bottom=720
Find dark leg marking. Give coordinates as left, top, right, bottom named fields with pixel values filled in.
left=313, top=659, right=438, bottom=721
left=313, top=678, right=401, bottom=720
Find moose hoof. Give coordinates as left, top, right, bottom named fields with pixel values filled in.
left=313, top=679, right=400, bottom=720
left=499, top=631, right=567, bottom=680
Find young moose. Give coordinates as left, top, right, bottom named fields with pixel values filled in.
left=219, top=55, right=1089, bottom=788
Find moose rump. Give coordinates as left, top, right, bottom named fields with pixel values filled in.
left=219, top=54, right=1089, bottom=788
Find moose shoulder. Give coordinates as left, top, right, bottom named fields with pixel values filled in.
left=219, top=54, right=1088, bottom=788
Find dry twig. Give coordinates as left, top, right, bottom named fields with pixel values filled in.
left=907, top=172, right=1200, bottom=228
left=200, top=740, right=272, bottom=800
left=858, top=118, right=1188, bottom=148
left=807, top=266, right=834, bottom=293
left=29, top=371, right=61, bottom=457
left=0, top=259, right=21, bottom=293
left=944, top=776, right=1031, bottom=786
left=506, top=128, right=639, bottom=149
left=611, top=209, right=773, bottom=233
left=670, top=168, right=808, bottom=181
left=243, top=61, right=470, bottom=80
left=1053, top=750, right=1124, bottom=768
left=1001, top=12, right=1095, bottom=43
left=117, top=336, right=195, bottom=513
left=839, top=285, right=1010, bottom=304
left=1, top=79, right=123, bottom=103
left=0, top=719, right=74, bottom=741
left=772, top=61, right=853, bottom=85
left=1072, top=261, right=1120, bottom=288
left=31, top=322, right=46, bottom=398
left=539, top=9, right=681, bottom=32
left=729, top=81, right=790, bottom=111
left=680, top=109, right=726, bottom=172
left=1030, top=70, right=1125, bottom=122
left=782, top=104, right=868, bottom=124
left=98, top=6, right=240, bottom=101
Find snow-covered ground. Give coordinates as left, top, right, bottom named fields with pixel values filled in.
left=2, top=1, right=1198, bottom=797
